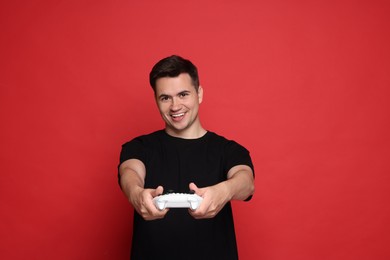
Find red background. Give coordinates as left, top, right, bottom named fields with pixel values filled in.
left=1, top=1, right=389, bottom=259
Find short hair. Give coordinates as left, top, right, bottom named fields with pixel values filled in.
left=149, top=55, right=200, bottom=92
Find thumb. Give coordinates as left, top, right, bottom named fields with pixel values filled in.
left=153, top=186, right=164, bottom=197
left=189, top=182, right=199, bottom=194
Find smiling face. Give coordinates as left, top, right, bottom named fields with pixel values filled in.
left=155, top=73, right=205, bottom=138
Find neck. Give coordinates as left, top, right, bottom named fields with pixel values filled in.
left=165, top=125, right=207, bottom=139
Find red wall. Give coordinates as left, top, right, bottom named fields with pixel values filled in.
left=1, top=1, right=389, bottom=259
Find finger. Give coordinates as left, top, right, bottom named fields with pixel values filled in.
left=189, top=182, right=198, bottom=193
left=152, top=186, right=164, bottom=197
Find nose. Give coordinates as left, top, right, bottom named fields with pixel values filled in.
left=170, top=97, right=181, bottom=111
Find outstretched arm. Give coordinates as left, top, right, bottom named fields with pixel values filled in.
left=119, top=159, right=168, bottom=220
left=189, top=164, right=254, bottom=219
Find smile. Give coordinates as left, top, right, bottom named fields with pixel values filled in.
left=171, top=113, right=185, bottom=118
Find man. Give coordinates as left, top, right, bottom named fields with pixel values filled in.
left=118, top=55, right=255, bottom=260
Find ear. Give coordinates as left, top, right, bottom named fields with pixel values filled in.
left=198, top=86, right=204, bottom=104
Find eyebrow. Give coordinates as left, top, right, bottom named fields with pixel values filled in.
left=158, top=90, right=191, bottom=99
left=158, top=94, right=171, bottom=99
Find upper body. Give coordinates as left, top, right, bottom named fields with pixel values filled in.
left=120, top=129, right=253, bottom=259
left=118, top=55, right=255, bottom=259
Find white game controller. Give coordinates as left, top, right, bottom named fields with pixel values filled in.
left=153, top=193, right=203, bottom=211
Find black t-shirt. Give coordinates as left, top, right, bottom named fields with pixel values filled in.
left=119, top=130, right=254, bottom=260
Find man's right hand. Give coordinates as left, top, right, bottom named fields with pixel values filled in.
left=130, top=185, right=169, bottom=220
left=119, top=159, right=169, bottom=221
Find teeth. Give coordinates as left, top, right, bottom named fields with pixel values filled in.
left=172, top=113, right=184, bottom=118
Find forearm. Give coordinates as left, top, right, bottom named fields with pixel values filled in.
left=119, top=166, right=168, bottom=220
left=189, top=167, right=254, bottom=219
left=119, top=167, right=144, bottom=204
left=223, top=168, right=255, bottom=201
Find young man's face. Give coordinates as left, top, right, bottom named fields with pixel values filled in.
left=154, top=73, right=203, bottom=138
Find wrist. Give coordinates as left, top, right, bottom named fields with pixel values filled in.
left=129, top=185, right=143, bottom=204
left=218, top=180, right=234, bottom=202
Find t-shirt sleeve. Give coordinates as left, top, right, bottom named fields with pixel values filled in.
left=119, top=137, right=147, bottom=166
left=224, top=141, right=255, bottom=201
left=117, top=137, right=148, bottom=187
left=224, top=141, right=254, bottom=175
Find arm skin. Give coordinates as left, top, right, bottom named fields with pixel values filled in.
left=189, top=165, right=255, bottom=219
left=119, top=158, right=169, bottom=220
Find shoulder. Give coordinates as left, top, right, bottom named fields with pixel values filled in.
left=122, top=130, right=165, bottom=147
left=119, top=130, right=165, bottom=164
left=205, top=131, right=229, bottom=143
left=206, top=131, right=247, bottom=151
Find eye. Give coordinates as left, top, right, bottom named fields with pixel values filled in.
left=160, top=95, right=170, bottom=102
left=178, top=92, right=189, bottom=98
